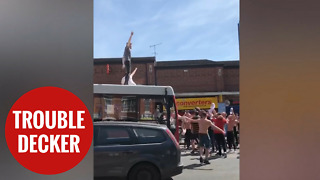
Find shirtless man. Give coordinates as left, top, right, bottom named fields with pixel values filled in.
left=190, top=109, right=200, bottom=154
left=234, top=114, right=240, bottom=147
left=182, top=111, right=193, bottom=149
left=181, top=110, right=198, bottom=153
left=226, top=112, right=239, bottom=152
left=183, top=110, right=225, bottom=164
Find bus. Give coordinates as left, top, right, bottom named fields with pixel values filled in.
left=93, top=84, right=179, bottom=141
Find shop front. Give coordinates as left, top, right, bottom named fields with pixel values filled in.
left=176, top=97, right=218, bottom=114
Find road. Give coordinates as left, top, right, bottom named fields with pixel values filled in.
left=173, top=148, right=240, bottom=180
left=95, top=147, right=240, bottom=180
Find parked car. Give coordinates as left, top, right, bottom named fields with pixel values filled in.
left=94, top=121, right=183, bottom=180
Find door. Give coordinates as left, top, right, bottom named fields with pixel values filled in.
left=94, top=125, right=135, bottom=177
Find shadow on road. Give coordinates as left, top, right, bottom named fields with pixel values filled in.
left=181, top=152, right=199, bottom=157
left=190, top=154, right=221, bottom=161
left=183, top=163, right=213, bottom=170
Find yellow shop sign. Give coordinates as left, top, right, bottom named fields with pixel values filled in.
left=176, top=97, right=218, bottom=110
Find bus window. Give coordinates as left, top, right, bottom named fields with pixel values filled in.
left=121, top=96, right=137, bottom=121
left=167, top=97, right=177, bottom=135
left=139, top=97, right=165, bottom=123
left=93, top=96, right=103, bottom=120
left=93, top=95, right=138, bottom=121
left=155, top=104, right=165, bottom=124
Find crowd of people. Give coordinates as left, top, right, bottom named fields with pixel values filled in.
left=178, top=106, right=240, bottom=164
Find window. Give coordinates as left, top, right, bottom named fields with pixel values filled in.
left=93, top=96, right=102, bottom=120
left=140, top=97, right=166, bottom=122
left=122, top=96, right=136, bottom=113
left=218, top=68, right=222, bottom=77
left=144, top=99, right=151, bottom=112
left=93, top=126, right=100, bottom=146
left=169, top=104, right=177, bottom=130
left=133, top=128, right=166, bottom=144
left=96, top=126, right=132, bottom=145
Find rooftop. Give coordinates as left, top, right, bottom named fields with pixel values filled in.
left=94, top=56, right=156, bottom=64
left=93, top=57, right=239, bottom=68
left=155, top=59, right=239, bottom=68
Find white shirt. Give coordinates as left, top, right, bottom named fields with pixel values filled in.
left=121, top=75, right=136, bottom=85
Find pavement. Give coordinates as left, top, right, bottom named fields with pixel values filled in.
left=172, top=147, right=240, bottom=180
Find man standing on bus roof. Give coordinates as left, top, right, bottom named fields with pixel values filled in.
left=122, top=31, right=134, bottom=85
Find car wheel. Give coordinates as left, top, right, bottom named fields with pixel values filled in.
left=128, top=163, right=160, bottom=180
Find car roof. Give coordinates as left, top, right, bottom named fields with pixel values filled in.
left=94, top=121, right=167, bottom=129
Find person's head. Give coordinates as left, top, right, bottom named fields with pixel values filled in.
left=217, top=115, right=224, bottom=120
left=213, top=113, right=218, bottom=118
left=199, top=110, right=207, bottom=119
left=221, top=112, right=227, bottom=118
left=227, top=114, right=234, bottom=120
left=194, top=107, right=200, bottom=116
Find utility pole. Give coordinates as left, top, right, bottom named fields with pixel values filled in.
left=149, top=43, right=162, bottom=58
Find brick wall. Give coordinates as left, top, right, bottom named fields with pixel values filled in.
left=93, top=59, right=239, bottom=95
left=223, top=67, right=239, bottom=91
left=156, top=66, right=225, bottom=93
left=94, top=63, right=149, bottom=85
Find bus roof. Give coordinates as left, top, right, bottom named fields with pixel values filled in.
left=93, top=84, right=175, bottom=96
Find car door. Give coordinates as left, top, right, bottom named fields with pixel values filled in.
left=94, top=125, right=136, bottom=177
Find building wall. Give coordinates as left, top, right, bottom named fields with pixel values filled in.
left=146, top=63, right=155, bottom=85
left=156, top=66, right=225, bottom=93
left=94, top=63, right=150, bottom=85
left=93, top=59, right=239, bottom=105
left=223, top=67, right=239, bottom=91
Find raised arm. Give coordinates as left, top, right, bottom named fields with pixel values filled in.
left=183, top=116, right=198, bottom=123
left=127, top=31, right=134, bottom=46
left=123, top=32, right=134, bottom=68
left=131, top=67, right=138, bottom=77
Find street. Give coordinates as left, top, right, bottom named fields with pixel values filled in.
left=94, top=147, right=240, bottom=180
left=173, top=148, right=239, bottom=180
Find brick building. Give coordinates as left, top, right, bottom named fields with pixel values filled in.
left=94, top=57, right=239, bottom=113
left=94, top=57, right=156, bottom=85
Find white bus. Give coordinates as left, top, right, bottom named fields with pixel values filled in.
left=93, top=84, right=179, bottom=140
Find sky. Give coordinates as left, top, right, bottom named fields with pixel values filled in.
left=94, top=0, right=239, bottom=61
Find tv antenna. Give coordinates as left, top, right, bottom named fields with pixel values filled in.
left=149, top=43, right=162, bottom=57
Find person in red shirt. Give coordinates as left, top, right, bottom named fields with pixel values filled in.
left=213, top=114, right=228, bottom=158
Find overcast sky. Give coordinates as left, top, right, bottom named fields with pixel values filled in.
left=94, top=0, right=239, bottom=61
